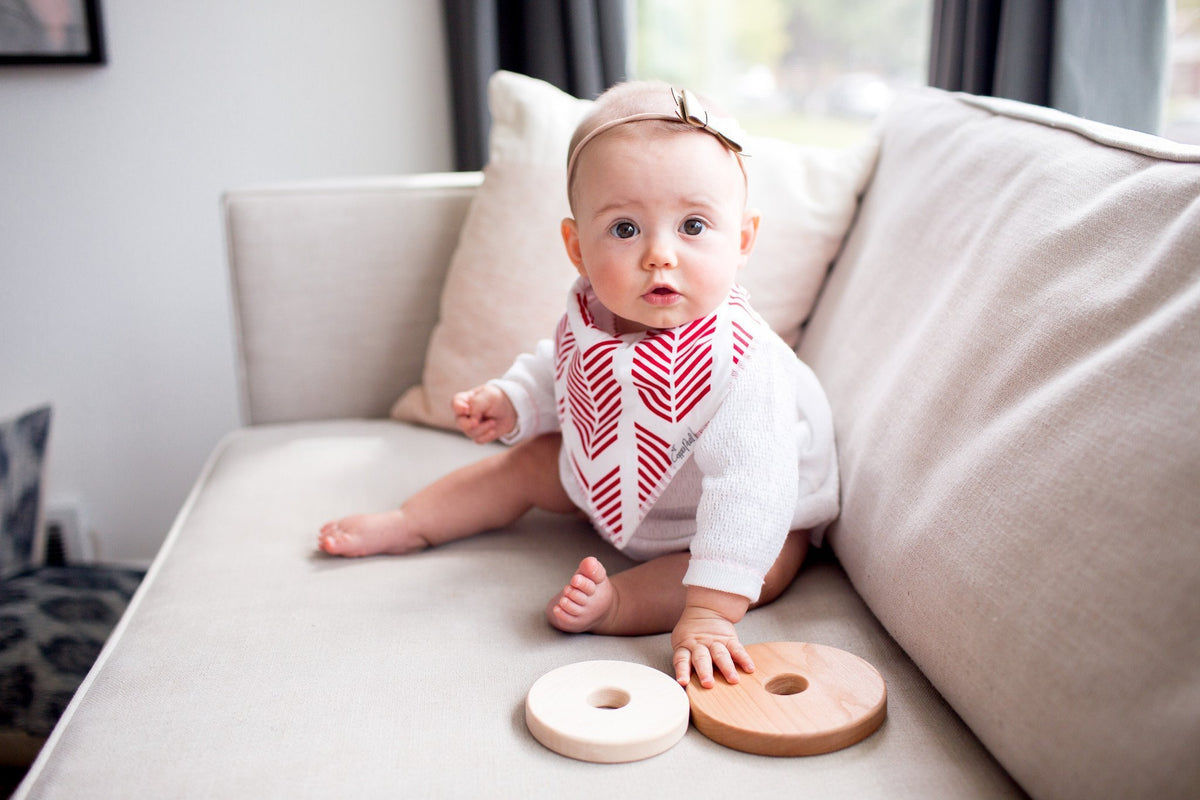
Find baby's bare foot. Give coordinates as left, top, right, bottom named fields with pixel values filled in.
left=546, top=556, right=617, bottom=633
left=317, top=510, right=427, bottom=557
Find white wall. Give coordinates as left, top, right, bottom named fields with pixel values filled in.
left=0, top=1, right=454, bottom=564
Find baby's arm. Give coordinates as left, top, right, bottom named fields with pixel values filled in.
left=488, top=338, right=559, bottom=443
left=674, top=340, right=824, bottom=688
left=671, top=587, right=753, bottom=688
left=452, top=384, right=517, bottom=443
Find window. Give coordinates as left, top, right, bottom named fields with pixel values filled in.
left=632, top=0, right=933, bottom=147
left=1167, top=0, right=1200, bottom=143
left=634, top=0, right=1200, bottom=145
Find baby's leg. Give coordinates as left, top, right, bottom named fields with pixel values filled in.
left=753, top=530, right=810, bottom=608
left=319, top=434, right=574, bottom=557
left=546, top=531, right=810, bottom=635
left=546, top=553, right=690, bottom=635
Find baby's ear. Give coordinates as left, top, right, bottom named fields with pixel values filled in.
left=738, top=210, right=762, bottom=264
left=561, top=218, right=586, bottom=275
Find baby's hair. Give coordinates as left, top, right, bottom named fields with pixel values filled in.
left=567, top=81, right=677, bottom=161
left=566, top=80, right=746, bottom=211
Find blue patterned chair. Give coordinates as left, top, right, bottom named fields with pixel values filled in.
left=0, top=406, right=143, bottom=765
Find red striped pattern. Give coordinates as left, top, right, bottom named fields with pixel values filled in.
left=727, top=285, right=752, bottom=312
left=731, top=320, right=752, bottom=365
left=571, top=454, right=623, bottom=539
left=631, top=315, right=717, bottom=423
left=554, top=316, right=573, bottom=380
left=728, top=287, right=755, bottom=365
left=566, top=340, right=621, bottom=459
left=575, top=290, right=594, bottom=328
left=635, top=423, right=671, bottom=507
left=556, top=281, right=764, bottom=543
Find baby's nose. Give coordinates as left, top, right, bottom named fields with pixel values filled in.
left=642, top=234, right=677, bottom=269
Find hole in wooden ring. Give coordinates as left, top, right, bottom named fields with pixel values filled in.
left=587, top=687, right=632, bottom=710
left=765, top=673, right=809, bottom=696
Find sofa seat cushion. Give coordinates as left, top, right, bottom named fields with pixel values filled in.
left=20, top=421, right=1023, bottom=798
left=798, top=88, right=1200, bottom=800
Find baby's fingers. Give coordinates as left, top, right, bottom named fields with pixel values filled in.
left=727, top=639, right=755, bottom=676
left=673, top=646, right=696, bottom=687
left=676, top=642, right=755, bottom=688
left=709, top=642, right=743, bottom=686
left=469, top=423, right=500, bottom=444
left=451, top=391, right=472, bottom=415
left=457, top=418, right=498, bottom=444
left=675, top=645, right=725, bottom=689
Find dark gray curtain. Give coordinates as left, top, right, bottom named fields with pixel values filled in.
left=442, top=0, right=627, bottom=171
left=929, top=0, right=1170, bottom=134
left=929, top=0, right=1054, bottom=105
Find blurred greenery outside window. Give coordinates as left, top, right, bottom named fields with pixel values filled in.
left=632, top=0, right=1200, bottom=147
left=631, top=0, right=932, bottom=148
left=1169, top=0, right=1200, bottom=143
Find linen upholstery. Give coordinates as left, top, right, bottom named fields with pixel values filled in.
left=392, top=70, right=879, bottom=431
left=798, top=88, right=1200, bottom=800
left=224, top=174, right=480, bottom=425
left=16, top=421, right=1023, bottom=798
left=21, top=87, right=1197, bottom=799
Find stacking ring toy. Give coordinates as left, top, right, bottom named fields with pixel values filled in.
left=686, top=642, right=887, bottom=756
left=525, top=660, right=690, bottom=763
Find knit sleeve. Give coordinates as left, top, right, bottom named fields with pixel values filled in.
left=489, top=337, right=560, bottom=445
left=683, top=337, right=838, bottom=602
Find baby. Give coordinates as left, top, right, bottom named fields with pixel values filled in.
left=319, top=81, right=839, bottom=689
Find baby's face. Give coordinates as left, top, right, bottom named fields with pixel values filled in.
left=562, top=128, right=758, bottom=334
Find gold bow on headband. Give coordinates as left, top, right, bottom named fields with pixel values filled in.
left=672, top=88, right=745, bottom=154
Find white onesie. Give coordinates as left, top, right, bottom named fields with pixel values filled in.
left=493, top=281, right=839, bottom=602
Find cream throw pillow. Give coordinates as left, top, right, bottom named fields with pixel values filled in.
left=393, top=70, right=878, bottom=430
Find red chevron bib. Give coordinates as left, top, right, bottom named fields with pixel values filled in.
left=554, top=277, right=765, bottom=548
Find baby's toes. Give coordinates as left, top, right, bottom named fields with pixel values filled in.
left=317, top=523, right=350, bottom=552
left=568, top=572, right=596, bottom=598
left=560, top=582, right=591, bottom=608
left=577, top=556, right=607, bottom=584
left=555, top=595, right=584, bottom=617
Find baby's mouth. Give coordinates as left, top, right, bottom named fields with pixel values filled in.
left=643, top=285, right=681, bottom=306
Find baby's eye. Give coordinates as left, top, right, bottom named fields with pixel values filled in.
left=681, top=218, right=706, bottom=236
left=611, top=221, right=639, bottom=239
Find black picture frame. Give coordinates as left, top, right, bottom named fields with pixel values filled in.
left=0, top=0, right=106, bottom=65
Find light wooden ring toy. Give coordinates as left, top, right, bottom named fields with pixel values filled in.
left=525, top=660, right=690, bottom=763
left=686, top=642, right=887, bottom=756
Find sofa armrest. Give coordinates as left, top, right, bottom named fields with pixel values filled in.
left=223, top=172, right=481, bottom=425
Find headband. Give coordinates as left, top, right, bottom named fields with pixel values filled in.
left=566, top=87, right=747, bottom=184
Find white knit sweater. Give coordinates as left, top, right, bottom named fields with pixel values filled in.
left=492, top=325, right=839, bottom=602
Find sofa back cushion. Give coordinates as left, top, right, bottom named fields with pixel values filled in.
left=224, top=175, right=479, bottom=424
left=798, top=89, right=1200, bottom=800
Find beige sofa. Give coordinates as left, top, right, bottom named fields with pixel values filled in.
left=16, top=84, right=1199, bottom=799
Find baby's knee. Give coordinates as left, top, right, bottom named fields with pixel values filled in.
left=506, top=434, right=575, bottom=513
left=754, top=531, right=809, bottom=608
left=508, top=433, right=563, bottom=470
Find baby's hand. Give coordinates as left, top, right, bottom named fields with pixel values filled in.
left=452, top=384, right=516, bottom=444
left=671, top=588, right=754, bottom=689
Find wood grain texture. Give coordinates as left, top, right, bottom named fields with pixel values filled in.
left=687, top=642, right=887, bottom=756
